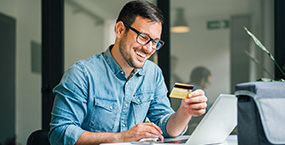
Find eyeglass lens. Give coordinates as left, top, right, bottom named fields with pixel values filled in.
left=123, top=22, right=164, bottom=50
left=137, top=33, right=163, bottom=50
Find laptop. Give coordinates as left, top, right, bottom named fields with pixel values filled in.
left=162, top=94, right=237, bottom=145
left=102, top=94, right=237, bottom=145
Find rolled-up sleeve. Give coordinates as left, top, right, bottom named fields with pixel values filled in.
left=147, top=67, right=187, bottom=138
left=49, top=63, right=88, bottom=145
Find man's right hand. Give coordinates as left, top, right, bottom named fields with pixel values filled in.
left=118, top=123, right=164, bottom=142
left=75, top=123, right=163, bottom=145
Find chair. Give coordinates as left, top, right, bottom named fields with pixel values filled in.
left=26, top=129, right=50, bottom=145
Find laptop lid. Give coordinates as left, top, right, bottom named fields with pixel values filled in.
left=185, top=94, right=237, bottom=145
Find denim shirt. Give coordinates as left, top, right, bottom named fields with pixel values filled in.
left=48, top=47, right=180, bottom=145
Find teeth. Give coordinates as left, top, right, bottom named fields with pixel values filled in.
left=136, top=52, right=146, bottom=58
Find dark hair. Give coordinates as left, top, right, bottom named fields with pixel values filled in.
left=116, top=0, right=164, bottom=29
left=190, top=66, right=211, bottom=85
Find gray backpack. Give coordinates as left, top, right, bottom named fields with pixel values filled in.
left=235, top=82, right=285, bottom=145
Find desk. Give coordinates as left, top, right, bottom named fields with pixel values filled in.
left=101, top=135, right=237, bottom=145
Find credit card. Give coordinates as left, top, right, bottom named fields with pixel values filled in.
left=169, top=83, right=194, bottom=99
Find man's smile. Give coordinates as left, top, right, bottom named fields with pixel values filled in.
left=136, top=51, right=146, bottom=58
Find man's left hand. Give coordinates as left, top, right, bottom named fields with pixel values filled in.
left=180, top=89, right=208, bottom=116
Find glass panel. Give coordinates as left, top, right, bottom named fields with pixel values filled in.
left=0, top=1, right=42, bottom=144
left=170, top=0, right=274, bottom=134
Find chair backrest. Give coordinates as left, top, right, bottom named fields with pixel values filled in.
left=27, top=130, right=50, bottom=145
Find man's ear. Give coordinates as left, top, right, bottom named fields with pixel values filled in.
left=115, top=21, right=126, bottom=39
left=200, top=77, right=205, bottom=86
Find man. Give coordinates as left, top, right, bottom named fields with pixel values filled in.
left=186, top=66, right=211, bottom=134
left=49, top=1, right=207, bottom=145
left=190, top=66, right=211, bottom=90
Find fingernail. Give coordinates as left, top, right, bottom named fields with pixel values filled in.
left=184, top=99, right=190, bottom=103
left=188, top=93, right=193, bottom=98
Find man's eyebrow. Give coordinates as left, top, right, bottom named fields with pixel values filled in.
left=144, top=31, right=160, bottom=39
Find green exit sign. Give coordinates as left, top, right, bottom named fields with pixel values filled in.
left=207, top=20, right=229, bottom=30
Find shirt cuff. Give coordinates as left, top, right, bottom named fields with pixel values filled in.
left=64, top=124, right=86, bottom=145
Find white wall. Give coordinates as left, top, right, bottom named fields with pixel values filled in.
left=64, top=1, right=109, bottom=70
left=0, top=0, right=16, bottom=16
left=0, top=0, right=42, bottom=144
left=260, top=0, right=275, bottom=79
left=16, top=1, right=42, bottom=144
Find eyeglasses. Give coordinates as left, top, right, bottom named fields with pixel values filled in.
left=123, top=22, right=165, bottom=50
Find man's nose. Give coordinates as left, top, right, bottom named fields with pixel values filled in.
left=142, top=41, right=154, bottom=53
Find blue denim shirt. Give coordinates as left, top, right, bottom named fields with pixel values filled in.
left=48, top=47, right=179, bottom=145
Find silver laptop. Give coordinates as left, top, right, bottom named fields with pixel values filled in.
left=101, top=94, right=237, bottom=145
left=162, top=94, right=237, bottom=145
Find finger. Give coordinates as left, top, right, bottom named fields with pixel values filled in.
left=141, top=132, right=161, bottom=139
left=136, top=124, right=163, bottom=141
left=189, top=108, right=207, bottom=116
left=159, top=135, right=164, bottom=141
left=136, top=123, right=163, bottom=138
left=184, top=95, right=208, bottom=104
left=188, top=89, right=205, bottom=98
left=187, top=102, right=207, bottom=110
left=146, top=123, right=164, bottom=140
left=144, top=123, right=163, bottom=134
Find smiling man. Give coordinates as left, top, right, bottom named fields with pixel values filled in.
left=48, top=1, right=207, bottom=145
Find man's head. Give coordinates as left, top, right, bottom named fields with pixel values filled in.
left=190, top=66, right=211, bottom=89
left=113, top=0, right=164, bottom=69
left=116, top=0, right=164, bottom=28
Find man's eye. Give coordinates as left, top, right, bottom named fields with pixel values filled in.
left=139, top=34, right=149, bottom=41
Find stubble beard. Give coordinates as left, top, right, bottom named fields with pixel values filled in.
left=118, top=37, right=144, bottom=69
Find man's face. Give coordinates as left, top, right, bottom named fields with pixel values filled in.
left=118, top=16, right=162, bottom=69
left=201, top=76, right=211, bottom=89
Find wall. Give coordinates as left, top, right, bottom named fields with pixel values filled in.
left=65, top=0, right=107, bottom=70
left=261, top=0, right=275, bottom=78
left=0, top=0, right=42, bottom=144
left=16, top=1, right=42, bottom=144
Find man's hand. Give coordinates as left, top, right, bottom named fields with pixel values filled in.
left=180, top=89, right=208, bottom=116
left=119, top=123, right=164, bottom=142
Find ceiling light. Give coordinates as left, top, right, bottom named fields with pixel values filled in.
left=171, top=8, right=190, bottom=33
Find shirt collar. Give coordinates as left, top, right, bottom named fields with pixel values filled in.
left=103, top=45, right=145, bottom=77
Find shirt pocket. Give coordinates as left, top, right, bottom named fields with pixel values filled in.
left=89, top=97, right=118, bottom=132
left=131, top=92, right=154, bottom=123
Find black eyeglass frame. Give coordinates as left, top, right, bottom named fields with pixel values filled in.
left=123, top=22, right=165, bottom=50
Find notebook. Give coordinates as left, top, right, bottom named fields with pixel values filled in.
left=162, top=94, right=237, bottom=145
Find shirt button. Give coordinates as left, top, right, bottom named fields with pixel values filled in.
left=137, top=99, right=140, bottom=103
left=122, top=124, right=125, bottom=127
left=121, top=72, right=124, bottom=74
left=125, top=104, right=128, bottom=107
left=109, top=106, right=113, bottom=110
left=126, top=82, right=128, bottom=85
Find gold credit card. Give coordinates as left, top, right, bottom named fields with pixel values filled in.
left=170, top=83, right=194, bottom=99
